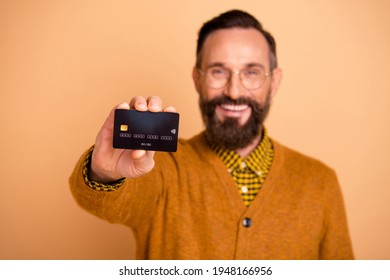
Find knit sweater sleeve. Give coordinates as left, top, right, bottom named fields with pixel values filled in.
left=69, top=147, right=166, bottom=229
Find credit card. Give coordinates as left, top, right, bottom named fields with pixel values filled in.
left=113, top=109, right=180, bottom=152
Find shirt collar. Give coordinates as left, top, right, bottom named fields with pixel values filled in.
left=210, top=128, right=274, bottom=176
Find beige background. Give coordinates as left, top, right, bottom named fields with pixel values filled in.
left=1, top=0, right=389, bottom=259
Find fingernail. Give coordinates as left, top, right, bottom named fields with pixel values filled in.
left=138, top=103, right=147, bottom=109
left=150, top=104, right=160, bottom=111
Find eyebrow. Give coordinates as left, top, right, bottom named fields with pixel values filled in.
left=205, top=62, right=225, bottom=68
left=205, top=62, right=266, bottom=70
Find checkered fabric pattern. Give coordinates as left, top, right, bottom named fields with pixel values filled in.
left=212, top=129, right=274, bottom=206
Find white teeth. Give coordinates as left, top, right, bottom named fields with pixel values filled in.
left=220, top=104, right=249, bottom=112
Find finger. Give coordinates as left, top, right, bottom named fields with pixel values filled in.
left=131, top=150, right=155, bottom=162
left=130, top=149, right=147, bottom=160
left=163, top=106, right=177, bottom=113
left=108, top=102, right=131, bottom=125
left=147, top=96, right=163, bottom=112
left=130, top=96, right=148, bottom=111
left=130, top=150, right=156, bottom=176
left=117, top=102, right=130, bottom=110
left=104, top=102, right=130, bottom=131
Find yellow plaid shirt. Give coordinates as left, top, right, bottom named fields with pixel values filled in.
left=211, top=129, right=274, bottom=206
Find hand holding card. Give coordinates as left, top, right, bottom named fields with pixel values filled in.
left=89, top=96, right=177, bottom=183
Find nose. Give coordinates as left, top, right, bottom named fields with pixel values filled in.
left=224, top=70, right=242, bottom=100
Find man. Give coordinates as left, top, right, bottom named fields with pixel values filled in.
left=69, top=10, right=354, bottom=259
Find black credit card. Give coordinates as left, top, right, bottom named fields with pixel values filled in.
left=113, top=109, right=180, bottom=152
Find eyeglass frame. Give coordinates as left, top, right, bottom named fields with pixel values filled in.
left=197, top=65, right=272, bottom=90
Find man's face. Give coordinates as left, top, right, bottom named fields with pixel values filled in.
left=193, top=28, right=282, bottom=149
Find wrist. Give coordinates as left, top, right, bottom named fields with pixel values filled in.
left=82, top=147, right=125, bottom=192
left=89, top=164, right=122, bottom=184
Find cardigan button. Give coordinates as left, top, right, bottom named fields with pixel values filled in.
left=242, top=217, right=252, bottom=228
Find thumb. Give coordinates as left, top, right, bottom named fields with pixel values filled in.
left=129, top=150, right=156, bottom=177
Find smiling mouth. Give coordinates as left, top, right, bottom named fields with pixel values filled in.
left=219, top=103, right=250, bottom=112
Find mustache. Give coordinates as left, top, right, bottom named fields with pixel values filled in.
left=205, top=95, right=258, bottom=108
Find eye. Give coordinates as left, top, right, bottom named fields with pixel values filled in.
left=243, top=67, right=262, bottom=77
left=208, top=67, right=228, bottom=78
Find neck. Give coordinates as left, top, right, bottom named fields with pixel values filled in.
left=235, top=132, right=263, bottom=158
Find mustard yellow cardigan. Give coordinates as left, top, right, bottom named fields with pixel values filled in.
left=69, top=132, right=354, bottom=259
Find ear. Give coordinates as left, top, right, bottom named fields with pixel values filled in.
left=192, top=66, right=201, bottom=94
left=270, top=67, right=283, bottom=99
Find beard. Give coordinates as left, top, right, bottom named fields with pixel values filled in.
left=199, top=92, right=271, bottom=150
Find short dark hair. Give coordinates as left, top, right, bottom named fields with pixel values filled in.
left=196, top=9, right=277, bottom=70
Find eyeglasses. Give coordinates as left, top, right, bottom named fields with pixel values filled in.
left=197, top=66, right=271, bottom=90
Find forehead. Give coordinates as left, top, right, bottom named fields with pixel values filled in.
left=201, top=28, right=271, bottom=69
